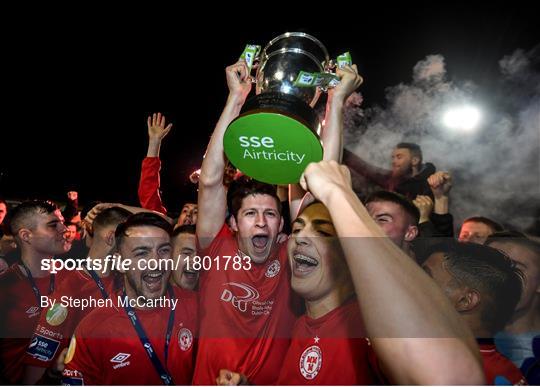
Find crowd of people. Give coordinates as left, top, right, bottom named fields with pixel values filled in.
left=0, top=59, right=538, bottom=385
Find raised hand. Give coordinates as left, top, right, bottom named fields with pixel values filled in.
left=412, top=195, right=434, bottom=224
left=147, top=112, right=172, bottom=141
left=428, top=171, right=452, bottom=199
left=331, top=64, right=363, bottom=102
left=225, top=60, right=252, bottom=103
left=299, top=160, right=352, bottom=203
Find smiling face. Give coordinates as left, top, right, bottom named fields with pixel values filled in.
left=171, top=231, right=199, bottom=290
left=119, top=225, right=172, bottom=303
left=230, top=194, right=283, bottom=264
left=288, top=203, right=351, bottom=301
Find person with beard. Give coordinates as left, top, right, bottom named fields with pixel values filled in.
left=61, top=213, right=198, bottom=385
left=343, top=142, right=436, bottom=201
left=0, top=200, right=68, bottom=384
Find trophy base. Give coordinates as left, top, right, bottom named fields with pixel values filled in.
left=224, top=93, right=323, bottom=185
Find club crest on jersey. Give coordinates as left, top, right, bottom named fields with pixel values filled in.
left=46, top=303, right=68, bottom=326
left=265, top=260, right=280, bottom=278
left=178, top=328, right=193, bottom=351
left=299, top=345, right=322, bottom=380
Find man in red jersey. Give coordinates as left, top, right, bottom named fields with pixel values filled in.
left=194, top=58, right=362, bottom=384
left=22, top=206, right=132, bottom=384
left=218, top=167, right=487, bottom=385
left=62, top=212, right=198, bottom=385
left=291, top=160, right=484, bottom=384
left=218, top=201, right=381, bottom=385
left=422, top=241, right=527, bottom=385
left=0, top=200, right=68, bottom=384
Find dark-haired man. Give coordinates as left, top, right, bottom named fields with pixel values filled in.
left=62, top=213, right=198, bottom=385
left=365, top=190, right=419, bottom=254
left=23, top=206, right=132, bottom=384
left=343, top=142, right=436, bottom=200
left=0, top=200, right=68, bottom=383
left=422, top=241, right=526, bottom=385
left=289, top=160, right=484, bottom=384
left=195, top=59, right=362, bottom=384
left=487, top=231, right=540, bottom=383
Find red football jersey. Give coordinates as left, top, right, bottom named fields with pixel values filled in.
left=480, top=341, right=527, bottom=385
left=0, top=264, right=65, bottom=383
left=192, top=224, right=298, bottom=385
left=62, top=287, right=198, bottom=385
left=277, top=298, right=382, bottom=385
left=24, top=270, right=118, bottom=368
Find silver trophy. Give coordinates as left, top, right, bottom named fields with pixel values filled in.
left=224, top=32, right=332, bottom=184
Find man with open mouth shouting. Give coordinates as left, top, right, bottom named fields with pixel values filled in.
left=195, top=56, right=363, bottom=385
left=62, top=213, right=198, bottom=385
left=193, top=59, right=295, bottom=385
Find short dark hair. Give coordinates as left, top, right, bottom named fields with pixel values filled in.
left=172, top=224, right=196, bottom=238
left=426, top=240, right=523, bottom=334
left=396, top=142, right=422, bottom=164
left=486, top=230, right=540, bottom=263
left=9, top=200, right=59, bottom=236
left=365, top=191, right=420, bottom=225
left=93, top=207, right=132, bottom=234
left=115, top=212, right=173, bottom=249
left=462, top=216, right=504, bottom=233
left=226, top=176, right=281, bottom=219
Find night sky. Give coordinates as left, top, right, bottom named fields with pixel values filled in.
left=1, top=4, right=538, bottom=217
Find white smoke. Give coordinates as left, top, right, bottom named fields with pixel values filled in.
left=345, top=49, right=540, bottom=233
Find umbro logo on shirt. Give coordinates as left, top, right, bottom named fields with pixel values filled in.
left=26, top=306, right=40, bottom=318
left=110, top=353, right=131, bottom=369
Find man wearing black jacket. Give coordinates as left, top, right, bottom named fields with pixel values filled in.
left=343, top=142, right=436, bottom=200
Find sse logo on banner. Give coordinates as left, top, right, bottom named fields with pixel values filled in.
left=224, top=112, right=323, bottom=185
left=26, top=334, right=61, bottom=362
